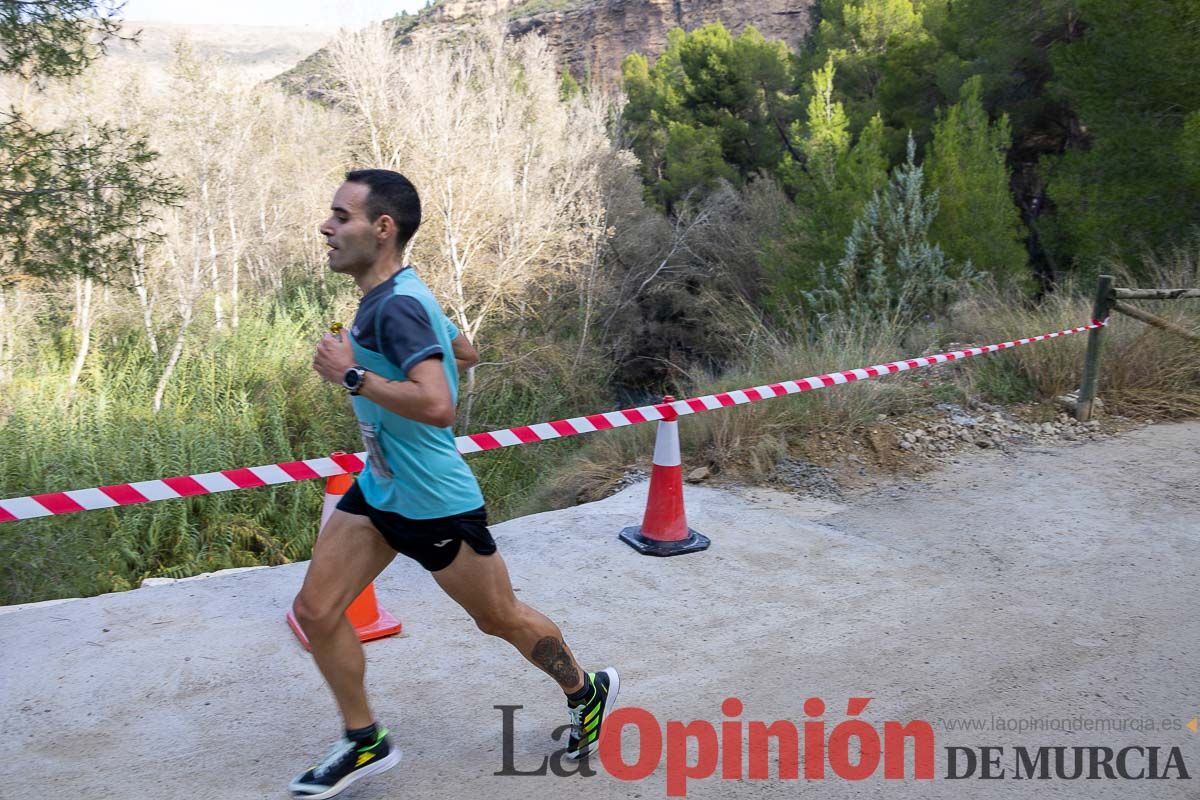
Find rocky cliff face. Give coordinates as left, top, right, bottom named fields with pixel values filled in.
left=418, top=0, right=816, bottom=82
left=281, top=0, right=817, bottom=101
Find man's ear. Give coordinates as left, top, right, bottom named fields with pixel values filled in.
left=375, top=213, right=397, bottom=244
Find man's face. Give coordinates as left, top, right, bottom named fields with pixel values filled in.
left=319, top=181, right=380, bottom=275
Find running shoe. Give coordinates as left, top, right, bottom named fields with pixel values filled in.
left=565, top=667, right=620, bottom=760
left=289, top=728, right=400, bottom=799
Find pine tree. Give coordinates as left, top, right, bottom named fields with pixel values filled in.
left=661, top=122, right=736, bottom=205
left=935, top=0, right=1077, bottom=137
left=796, top=58, right=850, bottom=191
left=620, top=23, right=800, bottom=210
left=1044, top=0, right=1200, bottom=273
left=1183, top=111, right=1200, bottom=191
left=926, top=76, right=1028, bottom=287
left=0, top=0, right=125, bottom=79
left=807, top=135, right=977, bottom=323
left=767, top=61, right=888, bottom=311
left=1, top=115, right=180, bottom=282
left=0, top=0, right=179, bottom=284
left=805, top=0, right=950, bottom=155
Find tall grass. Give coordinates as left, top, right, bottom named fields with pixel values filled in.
left=0, top=297, right=356, bottom=602
left=3, top=245, right=1195, bottom=605
left=0, top=297, right=615, bottom=604
left=952, top=241, right=1200, bottom=416
left=458, top=332, right=616, bottom=522
left=513, top=315, right=941, bottom=513
left=513, top=244, right=1200, bottom=511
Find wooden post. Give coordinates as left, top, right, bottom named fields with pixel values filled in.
left=1076, top=274, right=1114, bottom=422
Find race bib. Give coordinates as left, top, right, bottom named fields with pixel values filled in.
left=358, top=421, right=394, bottom=479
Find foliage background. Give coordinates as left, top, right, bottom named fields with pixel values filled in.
left=1, top=0, right=1197, bottom=604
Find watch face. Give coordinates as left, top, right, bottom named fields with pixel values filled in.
left=343, top=368, right=361, bottom=389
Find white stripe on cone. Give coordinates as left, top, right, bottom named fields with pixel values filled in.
left=652, top=420, right=682, bottom=467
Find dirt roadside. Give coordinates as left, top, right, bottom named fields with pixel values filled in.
left=1, top=421, right=1197, bottom=799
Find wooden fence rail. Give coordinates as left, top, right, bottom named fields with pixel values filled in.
left=1075, top=274, right=1199, bottom=421
left=1113, top=288, right=1200, bottom=301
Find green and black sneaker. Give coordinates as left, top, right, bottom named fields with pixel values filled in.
left=289, top=728, right=400, bottom=799
left=566, top=667, right=621, bottom=760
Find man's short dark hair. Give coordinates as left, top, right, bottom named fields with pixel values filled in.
left=345, top=169, right=422, bottom=249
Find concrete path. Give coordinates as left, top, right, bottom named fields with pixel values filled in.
left=2, top=423, right=1198, bottom=799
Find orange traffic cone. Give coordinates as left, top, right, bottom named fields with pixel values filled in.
left=287, top=459, right=403, bottom=650
left=619, top=397, right=711, bottom=557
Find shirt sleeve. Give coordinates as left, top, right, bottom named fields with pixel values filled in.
left=445, top=318, right=460, bottom=340
left=377, top=296, right=445, bottom=377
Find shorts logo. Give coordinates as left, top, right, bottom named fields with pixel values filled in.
left=433, top=539, right=453, bottom=547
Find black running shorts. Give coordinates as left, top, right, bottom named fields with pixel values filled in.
left=336, top=481, right=497, bottom=572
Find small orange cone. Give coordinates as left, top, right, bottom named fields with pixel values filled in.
left=287, top=458, right=402, bottom=650
left=619, top=397, right=710, bottom=557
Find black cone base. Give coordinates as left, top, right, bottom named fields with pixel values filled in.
left=619, top=526, right=711, bottom=557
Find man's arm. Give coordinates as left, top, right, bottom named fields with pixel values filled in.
left=358, top=358, right=455, bottom=427
left=312, top=333, right=455, bottom=428
left=450, top=333, right=480, bottom=372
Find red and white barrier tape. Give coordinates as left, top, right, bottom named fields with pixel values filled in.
left=0, top=319, right=1107, bottom=523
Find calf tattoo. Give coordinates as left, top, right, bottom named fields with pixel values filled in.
left=531, top=636, right=581, bottom=689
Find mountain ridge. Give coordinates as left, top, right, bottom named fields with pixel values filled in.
left=281, top=0, right=818, bottom=94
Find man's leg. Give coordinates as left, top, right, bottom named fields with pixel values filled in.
left=432, top=544, right=585, bottom=694
left=292, top=510, right=397, bottom=729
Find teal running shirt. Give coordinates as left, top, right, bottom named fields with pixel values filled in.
left=347, top=268, right=484, bottom=519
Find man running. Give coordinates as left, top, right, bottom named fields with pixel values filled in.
left=290, top=169, right=618, bottom=799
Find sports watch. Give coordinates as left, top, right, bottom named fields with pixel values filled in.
left=342, top=366, right=367, bottom=395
